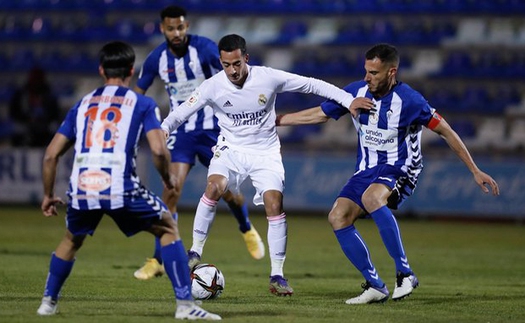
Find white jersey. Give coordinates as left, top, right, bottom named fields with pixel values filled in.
left=161, top=65, right=354, bottom=153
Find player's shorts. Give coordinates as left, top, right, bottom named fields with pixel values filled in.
left=387, top=172, right=417, bottom=210
left=65, top=187, right=168, bottom=237
left=207, top=142, right=285, bottom=206
left=167, top=129, right=219, bottom=167
left=338, top=164, right=411, bottom=211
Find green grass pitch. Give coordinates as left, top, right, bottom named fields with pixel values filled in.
left=1, top=205, right=524, bottom=323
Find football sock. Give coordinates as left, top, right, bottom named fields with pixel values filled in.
left=161, top=240, right=192, bottom=301
left=270, top=258, right=285, bottom=277
left=371, top=206, right=411, bottom=274
left=334, top=225, right=385, bottom=288
left=267, top=213, right=287, bottom=277
left=153, top=238, right=162, bottom=263
left=227, top=201, right=251, bottom=233
left=152, top=213, right=177, bottom=264
left=176, top=299, right=195, bottom=311
left=191, top=195, right=217, bottom=255
left=43, top=252, right=75, bottom=300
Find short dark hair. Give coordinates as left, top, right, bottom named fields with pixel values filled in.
left=99, top=41, right=135, bottom=79
left=218, top=34, right=247, bottom=55
left=160, top=5, right=187, bottom=20
left=365, top=43, right=399, bottom=66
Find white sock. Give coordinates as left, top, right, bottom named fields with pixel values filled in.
left=267, top=213, right=287, bottom=277
left=191, top=195, right=217, bottom=255
left=176, top=299, right=195, bottom=312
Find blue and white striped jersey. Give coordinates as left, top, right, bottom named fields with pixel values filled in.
left=58, top=85, right=162, bottom=210
left=136, top=34, right=222, bottom=133
left=321, top=80, right=435, bottom=180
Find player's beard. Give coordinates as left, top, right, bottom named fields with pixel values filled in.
left=368, top=79, right=390, bottom=97
left=167, top=36, right=187, bottom=54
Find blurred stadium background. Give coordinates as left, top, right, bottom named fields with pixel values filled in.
left=0, top=0, right=523, bottom=220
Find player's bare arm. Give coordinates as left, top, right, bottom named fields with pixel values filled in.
left=349, top=97, right=375, bottom=118
left=146, top=129, right=175, bottom=190
left=41, top=133, right=71, bottom=216
left=430, top=115, right=500, bottom=196
left=276, top=106, right=329, bottom=126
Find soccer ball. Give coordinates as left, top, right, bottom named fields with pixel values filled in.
left=190, top=263, right=225, bottom=300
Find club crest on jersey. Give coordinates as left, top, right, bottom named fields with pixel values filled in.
left=369, top=112, right=379, bottom=125
left=258, top=94, right=267, bottom=106
left=176, top=69, right=186, bottom=78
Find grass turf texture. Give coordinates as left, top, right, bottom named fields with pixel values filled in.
left=0, top=205, right=524, bottom=323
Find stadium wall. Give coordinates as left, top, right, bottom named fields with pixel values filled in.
left=1, top=148, right=521, bottom=220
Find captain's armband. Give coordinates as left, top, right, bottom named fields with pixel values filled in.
left=427, top=112, right=443, bottom=130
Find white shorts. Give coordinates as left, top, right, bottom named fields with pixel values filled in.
left=208, top=145, right=284, bottom=206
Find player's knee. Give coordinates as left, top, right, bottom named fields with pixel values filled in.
left=155, top=213, right=179, bottom=237
left=165, top=183, right=182, bottom=199
left=265, top=204, right=282, bottom=216
left=263, top=198, right=282, bottom=215
left=328, top=209, right=343, bottom=227
left=65, top=234, right=85, bottom=251
left=262, top=190, right=283, bottom=214
left=205, top=181, right=226, bottom=200
left=361, top=193, right=383, bottom=213
left=222, top=190, right=244, bottom=206
left=328, top=208, right=359, bottom=229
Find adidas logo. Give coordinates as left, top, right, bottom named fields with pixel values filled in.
left=223, top=100, right=233, bottom=107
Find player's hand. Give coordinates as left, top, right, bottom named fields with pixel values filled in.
left=474, top=171, right=499, bottom=196
left=349, top=97, right=375, bottom=118
left=41, top=196, right=65, bottom=217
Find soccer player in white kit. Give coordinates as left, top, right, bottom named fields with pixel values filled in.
left=133, top=5, right=264, bottom=281
left=161, top=34, right=359, bottom=296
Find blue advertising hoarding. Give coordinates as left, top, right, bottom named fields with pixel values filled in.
left=147, top=153, right=523, bottom=219
left=0, top=148, right=522, bottom=219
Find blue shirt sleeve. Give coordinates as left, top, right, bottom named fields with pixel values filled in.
left=408, top=91, right=435, bottom=126
left=141, top=97, right=162, bottom=133
left=206, top=42, right=222, bottom=72
left=320, top=82, right=363, bottom=120
left=195, top=36, right=222, bottom=78
left=57, top=102, right=80, bottom=140
left=136, top=49, right=160, bottom=92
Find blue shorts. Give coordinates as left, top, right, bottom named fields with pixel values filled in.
left=338, top=164, right=409, bottom=211
left=66, top=187, right=168, bottom=237
left=167, top=130, right=219, bottom=167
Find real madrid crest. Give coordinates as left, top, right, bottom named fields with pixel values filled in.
left=258, top=94, right=267, bottom=106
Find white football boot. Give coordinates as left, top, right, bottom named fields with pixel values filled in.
left=345, top=282, right=389, bottom=304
